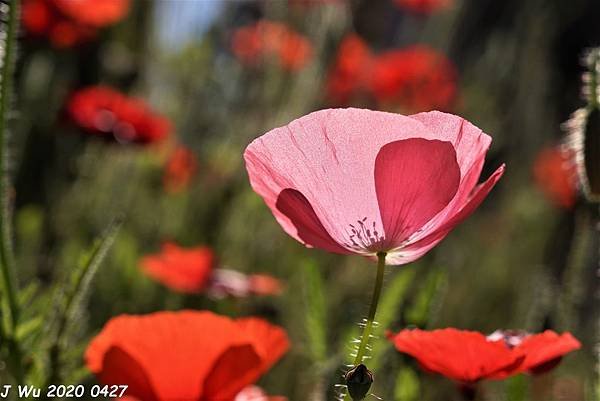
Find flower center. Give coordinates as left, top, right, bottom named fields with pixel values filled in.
left=344, top=217, right=385, bottom=252
left=487, top=330, right=529, bottom=349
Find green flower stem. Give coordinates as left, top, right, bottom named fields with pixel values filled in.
left=0, top=0, right=23, bottom=383
left=344, top=251, right=386, bottom=400
left=353, top=252, right=386, bottom=365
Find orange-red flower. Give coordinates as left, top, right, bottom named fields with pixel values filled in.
left=22, top=0, right=130, bottom=48
left=388, top=328, right=524, bottom=383
left=388, top=328, right=581, bottom=384
left=207, top=269, right=284, bottom=299
left=533, top=145, right=578, bottom=209
left=393, top=0, right=452, bottom=14
left=487, top=330, right=581, bottom=376
left=231, top=20, right=313, bottom=71
left=326, top=34, right=374, bottom=105
left=67, top=86, right=171, bottom=145
left=139, top=243, right=215, bottom=294
left=139, top=243, right=284, bottom=298
left=85, top=311, right=289, bottom=401
left=370, top=45, right=457, bottom=112
left=163, top=146, right=198, bottom=193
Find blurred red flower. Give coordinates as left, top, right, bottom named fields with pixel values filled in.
left=389, top=328, right=581, bottom=383
left=207, top=269, right=284, bottom=299
left=393, top=0, right=452, bottom=14
left=326, top=34, right=374, bottom=105
left=487, top=330, right=581, bottom=376
left=231, top=20, right=313, bottom=71
left=67, top=86, right=171, bottom=145
left=22, top=0, right=130, bottom=48
left=139, top=243, right=215, bottom=294
left=248, top=274, right=284, bottom=296
left=140, top=243, right=284, bottom=298
left=370, top=45, right=457, bottom=112
left=85, top=311, right=289, bottom=401
left=388, top=328, right=524, bottom=383
left=533, top=145, right=578, bottom=209
left=163, top=146, right=198, bottom=193
left=245, top=109, right=503, bottom=265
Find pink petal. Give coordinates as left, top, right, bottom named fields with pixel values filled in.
left=374, top=138, right=460, bottom=248
left=409, top=111, right=491, bottom=179
left=407, top=111, right=493, bottom=234
left=386, top=164, right=504, bottom=265
left=245, top=108, right=445, bottom=253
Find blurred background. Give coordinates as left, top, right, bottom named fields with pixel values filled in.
left=11, top=0, right=600, bottom=399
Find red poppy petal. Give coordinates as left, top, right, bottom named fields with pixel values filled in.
left=276, top=189, right=350, bottom=254
left=139, top=243, right=214, bottom=293
left=390, top=328, right=522, bottom=382
left=98, top=347, right=158, bottom=401
left=375, top=138, right=460, bottom=247
left=202, top=345, right=263, bottom=400
left=518, top=331, right=581, bottom=373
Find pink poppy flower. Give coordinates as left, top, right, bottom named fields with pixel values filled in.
left=244, top=108, right=504, bottom=265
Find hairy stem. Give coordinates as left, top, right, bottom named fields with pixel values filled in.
left=343, top=252, right=386, bottom=400
left=0, top=0, right=22, bottom=383
left=353, top=252, right=386, bottom=365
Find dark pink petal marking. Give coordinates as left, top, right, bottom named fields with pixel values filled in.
left=276, top=189, right=350, bottom=254
left=374, top=138, right=461, bottom=249
left=400, top=164, right=505, bottom=259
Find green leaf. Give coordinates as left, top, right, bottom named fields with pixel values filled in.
left=302, top=259, right=328, bottom=363
left=16, top=317, right=43, bottom=342
left=45, top=216, right=123, bottom=384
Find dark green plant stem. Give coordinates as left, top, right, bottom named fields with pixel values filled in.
left=344, top=252, right=386, bottom=400
left=0, top=0, right=23, bottom=384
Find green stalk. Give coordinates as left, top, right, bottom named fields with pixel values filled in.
left=353, top=252, right=386, bottom=365
left=0, top=0, right=23, bottom=383
left=344, top=252, right=386, bottom=400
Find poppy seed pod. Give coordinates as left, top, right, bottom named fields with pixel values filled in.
left=583, top=107, right=600, bottom=201
left=344, top=364, right=373, bottom=400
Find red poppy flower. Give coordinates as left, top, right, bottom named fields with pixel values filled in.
left=52, top=0, right=131, bottom=27
left=370, top=45, right=457, bottom=112
left=207, top=269, right=284, bottom=299
left=139, top=243, right=215, bottom=294
left=85, top=311, right=289, bottom=401
left=393, top=0, right=452, bottom=14
left=244, top=108, right=504, bottom=265
left=533, top=145, right=578, bottom=209
left=388, top=328, right=524, bottom=382
left=486, top=330, right=581, bottom=376
left=389, top=328, right=581, bottom=384
left=67, top=86, right=171, bottom=144
left=248, top=274, right=284, bottom=296
left=22, top=0, right=130, bottom=48
left=139, top=244, right=284, bottom=298
left=163, top=146, right=198, bottom=193
left=231, top=20, right=313, bottom=71
left=326, top=34, right=374, bottom=105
